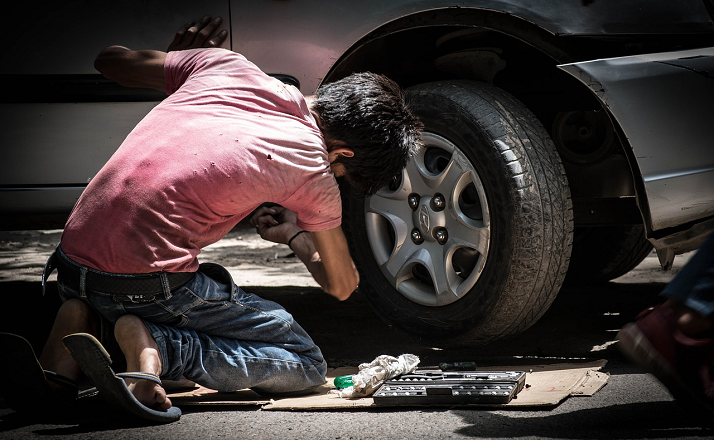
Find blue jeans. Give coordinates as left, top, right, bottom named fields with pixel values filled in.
left=53, top=247, right=327, bottom=395
left=661, top=232, right=714, bottom=319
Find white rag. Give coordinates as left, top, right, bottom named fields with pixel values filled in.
left=332, top=354, right=420, bottom=398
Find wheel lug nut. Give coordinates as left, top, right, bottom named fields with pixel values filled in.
left=431, top=193, right=445, bottom=211
left=411, top=229, right=424, bottom=244
left=434, top=228, right=448, bottom=245
left=408, top=194, right=420, bottom=211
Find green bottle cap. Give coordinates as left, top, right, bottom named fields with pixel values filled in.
left=333, top=375, right=354, bottom=389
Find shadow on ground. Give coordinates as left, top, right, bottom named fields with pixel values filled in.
left=0, top=277, right=666, bottom=369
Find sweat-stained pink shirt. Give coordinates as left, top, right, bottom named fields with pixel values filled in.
left=60, top=48, right=342, bottom=274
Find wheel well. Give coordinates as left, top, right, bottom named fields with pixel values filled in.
left=326, top=8, right=641, bottom=228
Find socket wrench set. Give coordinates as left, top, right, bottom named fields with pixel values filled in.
left=373, top=370, right=527, bottom=406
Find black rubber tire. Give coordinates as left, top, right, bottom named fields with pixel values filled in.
left=564, top=225, right=653, bottom=285
left=343, top=80, right=574, bottom=347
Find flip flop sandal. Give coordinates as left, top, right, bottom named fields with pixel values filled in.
left=63, top=333, right=181, bottom=424
left=0, top=332, right=83, bottom=420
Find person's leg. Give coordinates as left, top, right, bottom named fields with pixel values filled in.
left=117, top=264, right=327, bottom=395
left=659, top=232, right=714, bottom=335
left=113, top=315, right=172, bottom=411
left=618, top=232, right=714, bottom=420
left=39, top=298, right=99, bottom=397
left=143, top=320, right=326, bottom=395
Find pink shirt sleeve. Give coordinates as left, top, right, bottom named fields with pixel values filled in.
left=164, top=50, right=208, bottom=94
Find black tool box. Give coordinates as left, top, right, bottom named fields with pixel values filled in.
left=373, top=370, right=526, bottom=406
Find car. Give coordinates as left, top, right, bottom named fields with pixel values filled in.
left=3, top=1, right=714, bottom=347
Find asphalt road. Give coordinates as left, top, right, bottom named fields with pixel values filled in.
left=0, top=230, right=711, bottom=439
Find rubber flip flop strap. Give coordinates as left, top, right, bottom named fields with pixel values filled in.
left=0, top=333, right=77, bottom=415
left=117, top=372, right=162, bottom=386
left=44, top=370, right=78, bottom=391
left=63, top=333, right=181, bottom=423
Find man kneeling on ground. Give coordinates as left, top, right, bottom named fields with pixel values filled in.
left=4, top=15, right=422, bottom=420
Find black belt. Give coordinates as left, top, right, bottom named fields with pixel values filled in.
left=55, top=252, right=195, bottom=296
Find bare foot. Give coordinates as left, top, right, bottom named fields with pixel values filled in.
left=125, top=375, right=172, bottom=411
left=114, top=315, right=172, bottom=411
left=39, top=298, right=99, bottom=396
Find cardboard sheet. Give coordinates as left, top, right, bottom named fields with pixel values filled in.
left=168, top=359, right=608, bottom=411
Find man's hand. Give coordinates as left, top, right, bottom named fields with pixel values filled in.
left=249, top=205, right=359, bottom=301
left=95, top=15, right=227, bottom=91
left=250, top=206, right=301, bottom=245
left=168, top=15, right=228, bottom=51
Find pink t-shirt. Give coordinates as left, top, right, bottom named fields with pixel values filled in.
left=61, top=48, right=342, bottom=274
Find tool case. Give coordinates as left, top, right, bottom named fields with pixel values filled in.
left=373, top=370, right=526, bottom=406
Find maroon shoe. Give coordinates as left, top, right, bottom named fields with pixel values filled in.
left=617, top=304, right=714, bottom=422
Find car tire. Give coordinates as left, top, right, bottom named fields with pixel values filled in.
left=342, top=80, right=573, bottom=346
left=564, top=225, right=653, bottom=285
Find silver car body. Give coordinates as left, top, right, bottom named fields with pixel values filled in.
left=560, top=48, right=714, bottom=232
left=3, top=0, right=714, bottom=257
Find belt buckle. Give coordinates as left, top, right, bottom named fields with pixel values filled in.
left=120, top=294, right=156, bottom=303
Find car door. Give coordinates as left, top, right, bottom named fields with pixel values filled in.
left=1, top=1, right=229, bottom=224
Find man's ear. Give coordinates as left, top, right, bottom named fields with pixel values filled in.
left=328, top=145, right=354, bottom=163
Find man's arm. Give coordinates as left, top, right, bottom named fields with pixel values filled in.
left=292, top=227, right=359, bottom=301
left=252, top=206, right=359, bottom=301
left=94, top=15, right=227, bottom=91
left=94, top=46, right=168, bottom=91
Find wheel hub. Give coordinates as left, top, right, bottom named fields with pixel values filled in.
left=364, top=132, right=491, bottom=307
left=412, top=194, right=446, bottom=243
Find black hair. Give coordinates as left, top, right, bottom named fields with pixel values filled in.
left=313, top=72, right=422, bottom=196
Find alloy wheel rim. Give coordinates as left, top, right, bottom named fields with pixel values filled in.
left=364, top=132, right=491, bottom=306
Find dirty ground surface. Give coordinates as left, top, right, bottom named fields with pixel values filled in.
left=0, top=227, right=711, bottom=439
